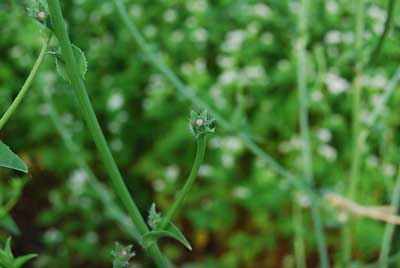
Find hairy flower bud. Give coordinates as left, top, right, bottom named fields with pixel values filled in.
left=189, top=110, right=216, bottom=138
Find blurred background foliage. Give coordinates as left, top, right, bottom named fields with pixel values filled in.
left=1, top=0, right=400, bottom=267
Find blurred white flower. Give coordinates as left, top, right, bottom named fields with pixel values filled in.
left=193, top=28, right=208, bottom=42
left=367, top=155, right=379, bottom=168
left=217, top=55, right=235, bottom=69
left=317, top=128, right=332, bottom=143
left=243, top=65, right=266, bottom=81
left=165, top=165, right=179, bottom=183
left=44, top=229, right=63, bottom=244
left=368, top=5, right=386, bottom=21
left=107, top=93, right=124, bottom=111
left=164, top=9, right=177, bottom=23
left=187, top=0, right=208, bottom=13
left=110, top=139, right=123, bottom=151
left=325, top=72, right=349, bottom=94
left=153, top=179, right=166, bottom=192
left=253, top=3, right=272, bottom=18
left=383, top=164, right=396, bottom=177
left=318, top=144, right=337, bottom=161
left=223, top=137, right=243, bottom=151
left=218, top=70, right=238, bottom=85
left=311, top=90, right=323, bottom=102
left=129, top=5, right=142, bottom=18
left=69, top=169, right=88, bottom=194
left=296, top=192, right=311, bottom=208
left=325, top=30, right=341, bottom=44
left=199, top=164, right=213, bottom=177
left=338, top=212, right=348, bottom=223
left=260, top=32, right=274, bottom=45
left=232, top=186, right=250, bottom=199
left=222, top=30, right=246, bottom=52
left=341, top=32, right=354, bottom=44
left=326, top=0, right=338, bottom=14
left=222, top=153, right=234, bottom=168
left=144, top=24, right=157, bottom=38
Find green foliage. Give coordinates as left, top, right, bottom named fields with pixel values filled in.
left=111, top=242, right=135, bottom=268
left=0, top=238, right=36, bottom=268
left=0, top=141, right=27, bottom=173
left=55, top=45, right=88, bottom=82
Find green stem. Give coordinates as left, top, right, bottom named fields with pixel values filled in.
left=111, top=0, right=316, bottom=201
left=41, top=87, right=142, bottom=242
left=293, top=200, right=307, bottom=268
left=295, top=0, right=329, bottom=267
left=45, top=1, right=169, bottom=267
left=0, top=35, right=51, bottom=130
left=342, top=0, right=365, bottom=266
left=160, top=136, right=207, bottom=230
left=379, top=168, right=400, bottom=268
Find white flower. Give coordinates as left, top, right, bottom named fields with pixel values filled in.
left=232, top=186, right=250, bottom=199
left=129, top=5, right=142, bottom=18
left=222, top=30, right=246, bottom=52
left=110, top=139, right=123, bottom=151
left=260, top=32, right=274, bottom=45
left=164, top=9, right=177, bottom=23
left=318, top=144, right=337, bottom=161
left=193, top=28, right=208, bottom=42
left=367, top=155, right=379, bottom=167
left=325, top=72, right=349, bottom=94
left=368, top=5, right=386, bottom=21
left=326, top=0, right=338, bottom=14
left=199, top=164, right=213, bottom=177
left=222, top=153, right=234, bottom=167
left=311, top=91, right=323, bottom=102
left=217, top=55, right=235, bottom=69
left=243, top=65, right=266, bottom=81
left=383, top=164, right=396, bottom=177
left=107, top=93, right=124, bottom=111
left=153, top=179, right=166, bottom=192
left=253, top=3, right=271, bottom=17
left=325, top=30, right=341, bottom=44
left=317, top=128, right=332, bottom=143
left=218, top=70, right=238, bottom=85
left=165, top=165, right=179, bottom=183
left=187, top=0, right=208, bottom=13
left=144, top=24, right=157, bottom=38
left=223, top=137, right=243, bottom=151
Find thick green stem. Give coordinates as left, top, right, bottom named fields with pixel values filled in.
left=0, top=35, right=51, bottom=130
left=342, top=0, right=365, bottom=266
left=160, top=136, right=207, bottom=230
left=45, top=1, right=169, bottom=267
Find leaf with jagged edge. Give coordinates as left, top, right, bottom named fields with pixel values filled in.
left=142, top=222, right=192, bottom=251
left=0, top=141, right=27, bottom=173
left=55, top=44, right=88, bottom=82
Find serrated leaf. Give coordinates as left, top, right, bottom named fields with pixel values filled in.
left=0, top=141, right=28, bottom=173
left=55, top=44, right=88, bottom=82
left=142, top=223, right=192, bottom=251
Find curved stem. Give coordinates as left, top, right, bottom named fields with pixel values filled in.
left=160, top=136, right=207, bottom=230
left=0, top=35, right=52, bottom=130
left=45, top=1, right=169, bottom=267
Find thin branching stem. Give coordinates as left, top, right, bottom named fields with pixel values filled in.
left=111, top=0, right=314, bottom=200
left=0, top=35, right=52, bottom=130
left=46, top=1, right=169, bottom=267
left=160, top=136, right=207, bottom=230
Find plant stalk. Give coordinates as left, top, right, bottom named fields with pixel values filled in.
left=0, top=35, right=52, bottom=130
left=45, top=1, right=169, bottom=267
left=342, top=0, right=365, bottom=266
left=160, top=136, right=207, bottom=230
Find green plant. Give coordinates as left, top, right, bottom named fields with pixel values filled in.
left=0, top=238, right=36, bottom=268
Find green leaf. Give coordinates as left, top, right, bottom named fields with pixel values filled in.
left=55, top=44, right=88, bottom=82
left=142, top=223, right=192, bottom=251
left=0, top=141, right=28, bottom=173
left=0, top=213, right=20, bottom=235
left=14, top=254, right=38, bottom=268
